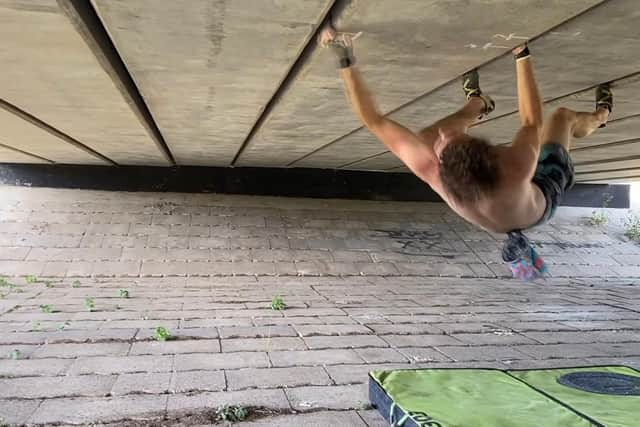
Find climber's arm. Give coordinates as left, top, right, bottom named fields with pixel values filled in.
left=512, top=44, right=543, bottom=153
left=339, top=66, right=437, bottom=180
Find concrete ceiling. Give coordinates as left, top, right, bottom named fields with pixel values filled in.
left=1, top=0, right=639, bottom=183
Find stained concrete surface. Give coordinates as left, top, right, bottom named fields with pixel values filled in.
left=0, top=0, right=168, bottom=165
left=1, top=0, right=639, bottom=182
left=92, top=0, right=332, bottom=166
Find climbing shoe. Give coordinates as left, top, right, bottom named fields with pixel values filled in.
left=462, top=69, right=495, bottom=119
left=502, top=230, right=548, bottom=281
left=596, top=83, right=613, bottom=128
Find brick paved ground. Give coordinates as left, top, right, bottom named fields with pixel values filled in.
left=0, top=186, right=638, bottom=426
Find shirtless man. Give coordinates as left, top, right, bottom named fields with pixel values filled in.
left=321, top=27, right=612, bottom=277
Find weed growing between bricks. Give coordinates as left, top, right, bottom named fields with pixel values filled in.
left=97, top=407, right=289, bottom=426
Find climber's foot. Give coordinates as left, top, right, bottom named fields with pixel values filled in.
left=462, top=69, right=495, bottom=119
left=596, top=83, right=613, bottom=128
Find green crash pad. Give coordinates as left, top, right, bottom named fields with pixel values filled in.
left=369, top=366, right=640, bottom=427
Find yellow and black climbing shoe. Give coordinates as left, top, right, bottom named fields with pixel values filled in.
left=596, top=83, right=613, bottom=128
left=462, top=69, right=495, bottom=118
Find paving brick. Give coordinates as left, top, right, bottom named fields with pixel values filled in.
left=381, top=313, right=448, bottom=323
left=141, top=260, right=188, bottom=276
left=325, top=363, right=413, bottom=385
left=332, top=250, right=372, bottom=262
left=69, top=355, right=173, bottom=375
left=358, top=409, right=389, bottom=427
left=101, top=319, right=179, bottom=329
left=468, top=263, right=497, bottom=278
left=294, top=324, right=373, bottom=337
left=560, top=320, right=630, bottom=330
left=166, top=248, right=211, bottom=260
left=304, top=335, right=388, bottom=349
left=395, top=263, right=473, bottom=277
left=227, top=366, right=332, bottom=390
left=524, top=330, right=640, bottom=344
left=450, top=333, right=538, bottom=346
left=0, top=399, right=42, bottom=425
left=222, top=337, right=307, bottom=352
left=147, top=235, right=188, bottom=248
left=0, top=358, right=72, bottom=377
left=397, top=347, right=452, bottom=363
left=254, top=315, right=357, bottom=326
left=357, top=262, right=399, bottom=275
left=170, top=370, right=226, bottom=393
left=0, top=374, right=115, bottom=398
left=218, top=326, right=297, bottom=339
left=269, top=349, right=364, bottom=367
left=130, top=339, right=220, bottom=355
left=0, top=344, right=39, bottom=359
left=436, top=345, right=530, bottom=362
left=368, top=324, right=445, bottom=335
left=121, top=247, right=167, bottom=261
left=138, top=327, right=220, bottom=341
left=0, top=246, right=30, bottom=261
left=175, top=352, right=269, bottom=371
left=285, top=384, right=368, bottom=411
left=167, top=389, right=290, bottom=413
left=32, top=342, right=130, bottom=358
left=355, top=347, right=410, bottom=363
left=233, top=261, right=277, bottom=276
left=612, top=254, right=640, bottom=265
left=216, top=308, right=283, bottom=318
left=187, top=261, right=234, bottom=276
left=242, top=411, right=367, bottom=427
left=515, top=343, right=640, bottom=359
left=28, top=395, right=168, bottom=425
left=111, top=372, right=172, bottom=395
left=499, top=321, right=580, bottom=332
left=92, top=261, right=141, bottom=277
left=181, top=317, right=253, bottom=328
left=283, top=308, right=346, bottom=317
left=383, top=334, right=462, bottom=347
left=0, top=328, right=138, bottom=345
left=188, top=237, right=230, bottom=249
left=0, top=260, right=45, bottom=276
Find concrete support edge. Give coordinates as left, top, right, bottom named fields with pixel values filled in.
left=56, top=0, right=176, bottom=165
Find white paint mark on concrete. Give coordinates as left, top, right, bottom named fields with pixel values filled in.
left=465, top=42, right=509, bottom=50
left=550, top=31, right=582, bottom=37
left=493, top=33, right=529, bottom=41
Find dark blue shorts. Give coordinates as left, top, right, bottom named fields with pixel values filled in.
left=531, top=143, right=575, bottom=226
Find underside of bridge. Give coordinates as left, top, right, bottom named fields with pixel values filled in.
left=1, top=0, right=639, bottom=183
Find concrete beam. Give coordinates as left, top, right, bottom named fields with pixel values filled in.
left=576, top=169, right=640, bottom=183
left=0, top=0, right=169, bottom=165
left=342, top=151, right=397, bottom=171
left=92, top=0, right=333, bottom=166
left=577, top=159, right=640, bottom=174
left=0, top=104, right=106, bottom=164
left=0, top=144, right=51, bottom=164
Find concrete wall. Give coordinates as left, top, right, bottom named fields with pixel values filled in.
left=0, top=0, right=639, bottom=182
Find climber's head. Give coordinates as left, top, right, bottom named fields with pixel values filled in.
left=435, top=130, right=501, bottom=203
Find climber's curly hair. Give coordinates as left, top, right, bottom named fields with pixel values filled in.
left=439, top=136, right=501, bottom=203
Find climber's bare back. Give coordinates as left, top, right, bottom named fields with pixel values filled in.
left=421, top=147, right=546, bottom=233
left=421, top=140, right=547, bottom=234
